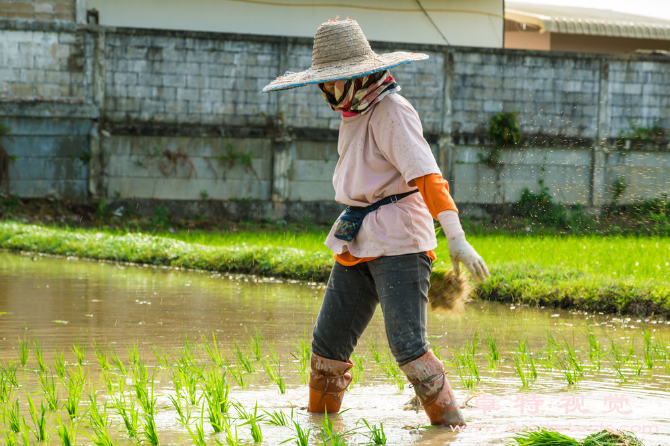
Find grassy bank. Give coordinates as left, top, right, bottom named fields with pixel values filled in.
left=0, top=222, right=669, bottom=318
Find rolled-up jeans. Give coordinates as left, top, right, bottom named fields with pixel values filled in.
left=312, top=252, right=432, bottom=367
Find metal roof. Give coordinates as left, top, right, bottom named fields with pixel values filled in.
left=506, top=2, right=670, bottom=40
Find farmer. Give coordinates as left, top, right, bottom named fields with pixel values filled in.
left=261, top=19, right=489, bottom=427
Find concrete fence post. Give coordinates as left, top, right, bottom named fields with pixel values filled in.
left=439, top=49, right=456, bottom=194
left=269, top=38, right=295, bottom=218
left=590, top=59, right=610, bottom=210
left=89, top=28, right=107, bottom=197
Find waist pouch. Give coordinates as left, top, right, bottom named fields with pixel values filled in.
left=334, top=189, right=420, bottom=242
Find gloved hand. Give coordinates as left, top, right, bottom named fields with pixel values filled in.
left=447, top=234, right=490, bottom=283
left=437, top=210, right=490, bottom=283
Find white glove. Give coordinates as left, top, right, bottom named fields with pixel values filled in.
left=438, top=211, right=490, bottom=283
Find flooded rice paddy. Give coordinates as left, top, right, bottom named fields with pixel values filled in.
left=0, top=251, right=669, bottom=445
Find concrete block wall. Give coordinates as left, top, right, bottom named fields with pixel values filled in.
left=453, top=146, right=593, bottom=204
left=104, top=31, right=277, bottom=127
left=104, top=136, right=272, bottom=201
left=608, top=60, right=670, bottom=137
left=0, top=20, right=669, bottom=221
left=452, top=53, right=600, bottom=138
left=0, top=27, right=91, bottom=100
left=0, top=0, right=75, bottom=22
left=2, top=116, right=91, bottom=197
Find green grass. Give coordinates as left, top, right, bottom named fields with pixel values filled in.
left=1, top=222, right=669, bottom=316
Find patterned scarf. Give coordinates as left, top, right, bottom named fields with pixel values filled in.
left=317, top=70, right=400, bottom=115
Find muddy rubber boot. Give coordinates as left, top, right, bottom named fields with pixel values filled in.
left=307, top=353, right=353, bottom=414
left=400, top=351, right=466, bottom=427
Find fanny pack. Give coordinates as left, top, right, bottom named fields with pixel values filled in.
left=334, top=189, right=419, bottom=242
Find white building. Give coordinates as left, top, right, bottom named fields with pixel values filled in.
left=87, top=0, right=504, bottom=48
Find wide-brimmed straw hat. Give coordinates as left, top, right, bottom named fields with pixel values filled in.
left=261, top=18, right=428, bottom=93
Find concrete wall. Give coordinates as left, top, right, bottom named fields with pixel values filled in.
left=0, top=20, right=669, bottom=222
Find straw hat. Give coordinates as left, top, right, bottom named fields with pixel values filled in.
left=261, top=19, right=428, bottom=93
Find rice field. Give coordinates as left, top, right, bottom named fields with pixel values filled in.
left=0, top=325, right=662, bottom=445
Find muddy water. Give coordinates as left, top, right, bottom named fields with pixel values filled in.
left=1, top=252, right=669, bottom=445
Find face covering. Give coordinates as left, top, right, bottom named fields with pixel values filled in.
left=317, top=70, right=400, bottom=115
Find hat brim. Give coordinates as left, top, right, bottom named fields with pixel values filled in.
left=261, top=51, right=428, bottom=93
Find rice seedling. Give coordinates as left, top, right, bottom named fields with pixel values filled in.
left=63, top=367, right=88, bottom=418
left=93, top=341, right=111, bottom=371
left=33, top=338, right=46, bottom=373
left=54, top=348, right=66, bottom=377
left=137, top=372, right=159, bottom=446
left=0, top=372, right=14, bottom=402
left=130, top=360, right=150, bottom=400
left=653, top=332, right=669, bottom=362
left=610, top=358, right=628, bottom=383
left=508, top=427, right=579, bottom=445
left=315, top=409, right=350, bottom=446
left=240, top=403, right=263, bottom=442
left=110, top=348, right=127, bottom=375
left=433, top=346, right=444, bottom=362
left=173, top=334, right=198, bottom=369
left=262, top=342, right=286, bottom=394
left=248, top=327, right=263, bottom=361
left=148, top=346, right=168, bottom=369
left=582, top=429, right=644, bottom=446
left=556, top=354, right=581, bottom=385
left=510, top=427, right=644, bottom=446
left=71, top=333, right=88, bottom=366
left=287, top=419, right=311, bottom=446
left=451, top=334, right=481, bottom=388
left=218, top=417, right=242, bottom=446
left=5, top=397, right=21, bottom=433
left=360, top=419, right=386, bottom=445
left=26, top=393, right=50, bottom=442
left=0, top=361, right=19, bottom=388
left=126, top=341, right=141, bottom=366
left=561, top=337, right=584, bottom=375
left=643, top=327, right=654, bottom=369
left=108, top=375, right=139, bottom=438
left=379, top=351, right=404, bottom=391
left=171, top=364, right=203, bottom=406
left=367, top=339, right=382, bottom=364
left=184, top=400, right=208, bottom=446
left=608, top=336, right=624, bottom=364
left=223, top=354, right=245, bottom=388
left=15, top=331, right=31, bottom=367
left=631, top=353, right=643, bottom=377
left=84, top=391, right=116, bottom=446
left=18, top=417, right=31, bottom=446
left=202, top=333, right=225, bottom=367
left=3, top=432, right=17, bottom=446
left=511, top=355, right=529, bottom=387
left=56, top=414, right=80, bottom=446
left=202, top=368, right=231, bottom=432
left=38, top=369, right=59, bottom=410
left=263, top=407, right=292, bottom=426
left=135, top=366, right=160, bottom=415
left=585, top=328, right=603, bottom=370
left=291, top=330, right=311, bottom=385
left=234, top=341, right=255, bottom=374
left=485, top=332, right=499, bottom=369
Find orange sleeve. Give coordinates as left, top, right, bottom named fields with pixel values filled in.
left=413, top=173, right=458, bottom=219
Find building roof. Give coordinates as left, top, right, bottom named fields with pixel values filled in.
left=506, top=2, right=670, bottom=40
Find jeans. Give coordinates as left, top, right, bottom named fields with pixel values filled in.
left=312, top=252, right=432, bottom=367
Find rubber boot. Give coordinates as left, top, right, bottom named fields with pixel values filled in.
left=307, top=353, right=353, bottom=414
left=400, top=351, right=466, bottom=427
